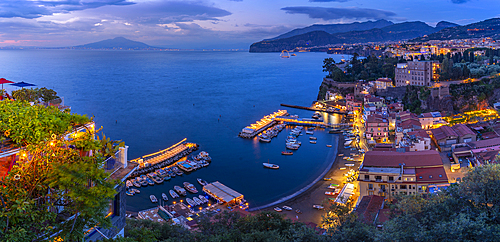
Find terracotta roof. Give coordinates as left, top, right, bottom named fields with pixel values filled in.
left=432, top=126, right=458, bottom=141
left=415, top=167, right=449, bottom=183
left=451, top=124, right=476, bottom=136
left=400, top=119, right=422, bottom=130
left=355, top=195, right=385, bottom=225
left=467, top=137, right=500, bottom=149
left=420, top=112, right=433, bottom=118
left=407, top=130, right=430, bottom=139
left=362, top=150, right=444, bottom=167
left=366, top=114, right=388, bottom=124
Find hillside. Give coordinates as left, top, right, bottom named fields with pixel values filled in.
left=73, top=37, right=158, bottom=50
left=414, top=18, right=500, bottom=41
left=250, top=21, right=446, bottom=52
left=267, top=19, right=393, bottom=41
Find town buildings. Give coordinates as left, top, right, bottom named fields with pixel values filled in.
left=431, top=124, right=476, bottom=151
left=394, top=60, right=439, bottom=87
left=372, top=78, right=393, bottom=90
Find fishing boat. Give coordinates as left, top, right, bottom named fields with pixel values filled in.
left=174, top=186, right=187, bottom=196
left=186, top=198, right=196, bottom=207
left=281, top=151, right=293, bottom=155
left=131, top=188, right=140, bottom=194
left=162, top=193, right=169, bottom=201
left=197, top=178, right=208, bottom=186
left=199, top=195, right=208, bottom=204
left=126, top=189, right=134, bottom=196
left=274, top=207, right=283, bottom=212
left=310, top=141, right=317, bottom=144
left=193, top=197, right=202, bottom=205
left=170, top=190, right=179, bottom=199
left=313, top=205, right=324, bottom=210
left=263, top=163, right=279, bottom=169
left=183, top=182, right=198, bottom=193
left=283, top=206, right=292, bottom=211
left=150, top=195, right=158, bottom=203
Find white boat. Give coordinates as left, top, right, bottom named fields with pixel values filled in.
left=309, top=137, right=317, bottom=140
left=310, top=141, right=316, bottom=144
left=130, top=188, right=140, bottom=194
left=186, top=198, right=196, bottom=207
left=126, top=189, right=134, bottom=196
left=199, top=195, right=208, bottom=204
left=162, top=193, right=169, bottom=201
left=170, top=190, right=179, bottom=198
left=126, top=180, right=133, bottom=188
left=274, top=207, right=283, bottom=212
left=305, top=131, right=313, bottom=135
left=150, top=195, right=158, bottom=203
left=197, top=178, right=208, bottom=186
left=193, top=197, right=202, bottom=205
left=263, top=163, right=279, bottom=169
left=313, top=205, right=324, bottom=210
left=283, top=206, right=292, bottom=211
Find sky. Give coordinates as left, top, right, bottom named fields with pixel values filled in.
left=0, top=0, right=499, bottom=49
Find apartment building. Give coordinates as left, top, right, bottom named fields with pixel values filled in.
left=394, top=60, right=439, bottom=87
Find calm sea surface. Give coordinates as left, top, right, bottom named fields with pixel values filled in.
left=0, top=50, right=346, bottom=211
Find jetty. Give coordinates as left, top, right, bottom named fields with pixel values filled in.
left=239, top=110, right=288, bottom=138
left=280, top=103, right=348, bottom=115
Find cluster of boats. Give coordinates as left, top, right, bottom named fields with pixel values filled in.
left=258, top=124, right=285, bottom=143
left=177, top=151, right=212, bottom=172
left=285, top=126, right=303, bottom=150
left=186, top=195, right=210, bottom=207
left=147, top=178, right=209, bottom=203
left=273, top=205, right=301, bottom=214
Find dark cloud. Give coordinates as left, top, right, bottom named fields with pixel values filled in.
left=281, top=6, right=396, bottom=21
left=309, top=0, right=350, bottom=2
left=0, top=0, right=134, bottom=19
left=451, top=0, right=470, bottom=3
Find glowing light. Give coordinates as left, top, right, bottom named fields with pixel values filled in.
left=173, top=201, right=176, bottom=204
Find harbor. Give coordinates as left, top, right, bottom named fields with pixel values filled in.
left=238, top=110, right=288, bottom=138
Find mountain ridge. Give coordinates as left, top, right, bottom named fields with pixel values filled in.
left=73, top=37, right=159, bottom=49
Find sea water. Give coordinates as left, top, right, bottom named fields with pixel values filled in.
left=0, top=50, right=346, bottom=211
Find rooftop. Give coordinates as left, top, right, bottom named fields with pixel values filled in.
left=452, top=123, right=476, bottom=137
left=362, top=150, right=444, bottom=168
left=355, top=195, right=385, bottom=225
left=415, top=167, right=449, bottom=183
left=432, top=126, right=458, bottom=141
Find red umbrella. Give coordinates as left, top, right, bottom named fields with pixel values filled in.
left=0, top=78, right=14, bottom=90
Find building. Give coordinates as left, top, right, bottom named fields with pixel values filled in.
left=419, top=111, right=445, bottom=129
left=431, top=124, right=476, bottom=151
left=358, top=150, right=449, bottom=199
left=346, top=94, right=363, bottom=113
left=365, top=114, right=389, bottom=142
left=372, top=78, right=393, bottom=90
left=394, top=60, right=439, bottom=87
left=364, top=96, right=385, bottom=109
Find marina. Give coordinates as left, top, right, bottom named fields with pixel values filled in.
left=238, top=110, right=288, bottom=138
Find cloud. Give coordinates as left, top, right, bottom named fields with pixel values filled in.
left=451, top=0, right=471, bottom=3
left=280, top=6, right=396, bottom=21
left=309, top=0, right=350, bottom=2
left=0, top=0, right=134, bottom=19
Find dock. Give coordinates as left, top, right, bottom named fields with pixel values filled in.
left=280, top=103, right=348, bottom=115
left=239, top=110, right=288, bottom=138
left=274, top=116, right=353, bottom=128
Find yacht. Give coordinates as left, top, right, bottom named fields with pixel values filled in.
left=183, top=182, right=198, bottom=193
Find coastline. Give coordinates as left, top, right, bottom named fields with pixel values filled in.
left=249, top=134, right=340, bottom=212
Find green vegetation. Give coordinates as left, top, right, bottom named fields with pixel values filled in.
left=0, top=100, right=120, bottom=241
left=323, top=54, right=399, bottom=83
left=11, top=87, right=60, bottom=103
left=402, top=86, right=423, bottom=114
left=431, top=48, right=500, bottom=81
left=449, top=76, right=500, bottom=111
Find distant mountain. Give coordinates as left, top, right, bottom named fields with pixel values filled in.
left=267, top=19, right=393, bottom=41
left=73, top=37, right=158, bottom=50
left=250, top=21, right=449, bottom=52
left=435, top=21, right=460, bottom=30
left=414, top=18, right=500, bottom=42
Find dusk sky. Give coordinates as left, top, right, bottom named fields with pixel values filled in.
left=0, top=0, right=499, bottom=49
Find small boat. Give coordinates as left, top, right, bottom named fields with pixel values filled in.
left=338, top=154, right=344, bottom=157
left=328, top=183, right=340, bottom=189
left=150, top=195, right=158, bottom=203
left=162, top=193, right=169, bottom=201
left=146, top=177, right=155, bottom=186
left=295, top=209, right=302, bottom=214
left=131, top=188, right=140, bottom=194
left=263, top=163, right=279, bottom=169
left=309, top=137, right=317, bottom=140
left=174, top=185, right=187, bottom=196
left=199, top=195, right=208, bottom=204
left=183, top=182, right=198, bottom=193
left=259, top=137, right=271, bottom=143
left=305, top=131, right=314, bottom=135
left=170, top=190, right=179, bottom=199
left=274, top=207, right=283, bottom=212
left=310, top=141, right=316, bottom=144
left=325, top=191, right=335, bottom=196
left=283, top=206, right=292, bottom=211
left=126, top=180, right=133, bottom=188
left=281, top=151, right=293, bottom=155
left=132, top=180, right=141, bottom=188
left=186, top=198, right=196, bottom=207
left=291, top=53, right=296, bottom=56
left=193, top=197, right=202, bottom=205
left=327, top=144, right=332, bottom=147
left=313, top=205, right=324, bottom=210
left=197, top=178, right=208, bottom=186
left=323, top=177, right=332, bottom=181
left=126, top=190, right=134, bottom=196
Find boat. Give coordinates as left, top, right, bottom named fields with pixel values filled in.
left=313, top=205, right=324, bottom=210
left=338, top=154, right=344, bottom=157
left=126, top=189, right=134, bottom=196
left=263, top=163, right=279, bottom=169
left=126, top=180, right=133, bottom=188
left=186, top=198, right=196, bottom=207
left=173, top=167, right=184, bottom=176
left=146, top=177, right=155, bottom=186
left=183, top=182, right=198, bottom=193
left=295, top=209, right=302, bottom=214
left=139, top=176, right=148, bottom=186
left=174, top=185, right=187, bottom=196
left=309, top=137, right=317, bottom=140
left=197, top=178, right=208, bottom=186
left=259, top=137, right=271, bottom=143
left=323, top=177, right=332, bottom=181
left=150, top=195, right=158, bottom=203
left=199, top=195, right=208, bottom=204
left=153, top=176, right=164, bottom=184
left=162, top=193, right=169, bottom=201
left=193, top=197, right=202, bottom=205
left=170, top=190, right=179, bottom=198
left=325, top=191, right=336, bottom=196
left=274, top=207, right=283, bottom=212
left=286, top=144, right=299, bottom=150
left=281, top=151, right=293, bottom=155
left=327, top=144, right=332, bottom=147
left=280, top=50, right=290, bottom=58
left=283, top=206, right=292, bottom=211
left=291, top=53, right=296, bottom=56
left=305, top=131, right=314, bottom=135
left=132, top=179, right=141, bottom=188
left=310, top=141, right=316, bottom=144
left=130, top=188, right=140, bottom=194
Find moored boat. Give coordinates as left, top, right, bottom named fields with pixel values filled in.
left=274, top=207, right=282, bottom=212
left=131, top=188, right=140, bottom=194
left=281, top=151, right=293, bottom=155
left=174, top=185, right=187, bottom=196
left=183, top=182, right=198, bottom=193
left=132, top=179, right=141, bottom=188
left=193, top=197, right=202, bottom=205
left=162, top=193, right=169, bottom=201
left=327, top=144, right=333, bottom=147
left=263, top=163, right=279, bottom=169
left=197, top=178, right=208, bottom=186
left=146, top=177, right=155, bottom=186
left=126, top=180, right=133, bottom=188
left=313, top=205, right=324, bottom=210
left=309, top=136, right=317, bottom=140
left=150, top=195, right=158, bottom=203
left=283, top=206, right=292, bottom=211
left=199, top=195, right=208, bottom=204
left=186, top=198, right=196, bottom=207
left=126, top=189, right=134, bottom=196
left=310, top=140, right=317, bottom=144
left=170, top=190, right=179, bottom=198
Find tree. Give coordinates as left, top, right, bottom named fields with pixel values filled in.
left=470, top=51, right=475, bottom=63
left=322, top=58, right=336, bottom=77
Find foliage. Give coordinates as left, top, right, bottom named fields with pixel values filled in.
left=323, top=54, right=399, bottom=83
left=11, top=87, right=60, bottom=103
left=402, top=85, right=423, bottom=114
left=323, top=201, right=375, bottom=242
left=0, top=100, right=119, bottom=241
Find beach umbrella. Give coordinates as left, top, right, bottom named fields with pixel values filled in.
left=0, top=78, right=14, bottom=90
left=10, top=81, right=36, bottom=89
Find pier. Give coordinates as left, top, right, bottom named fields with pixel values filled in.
left=280, top=103, right=348, bottom=115
left=275, top=116, right=353, bottom=128
left=239, top=110, right=288, bottom=138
